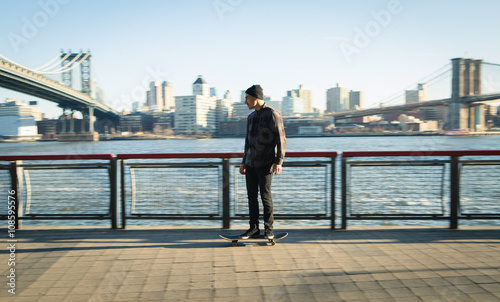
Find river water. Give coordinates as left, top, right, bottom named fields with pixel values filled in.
left=1, top=135, right=499, bottom=155
left=1, top=136, right=499, bottom=228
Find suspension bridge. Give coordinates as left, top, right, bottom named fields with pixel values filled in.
left=327, top=58, right=500, bottom=132
left=0, top=50, right=120, bottom=141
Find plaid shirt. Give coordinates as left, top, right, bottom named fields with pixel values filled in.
left=243, top=103, right=286, bottom=168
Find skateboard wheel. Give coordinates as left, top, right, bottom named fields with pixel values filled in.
left=271, top=241, right=276, bottom=246
left=232, top=241, right=237, bottom=247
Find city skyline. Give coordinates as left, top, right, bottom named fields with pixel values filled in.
left=1, top=0, right=500, bottom=118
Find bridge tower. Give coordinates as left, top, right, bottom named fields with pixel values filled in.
left=58, top=50, right=99, bottom=141
left=449, top=58, right=484, bottom=131
left=60, top=50, right=92, bottom=96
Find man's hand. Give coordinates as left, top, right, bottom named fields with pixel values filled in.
left=272, top=164, right=282, bottom=175
left=239, top=164, right=246, bottom=175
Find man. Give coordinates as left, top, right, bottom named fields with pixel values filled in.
left=239, top=84, right=286, bottom=239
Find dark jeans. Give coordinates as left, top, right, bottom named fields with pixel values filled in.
left=245, top=164, right=274, bottom=231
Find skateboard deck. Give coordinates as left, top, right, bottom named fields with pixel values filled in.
left=219, top=232, right=288, bottom=246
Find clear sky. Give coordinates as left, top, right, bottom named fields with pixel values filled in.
left=1, top=0, right=500, bottom=118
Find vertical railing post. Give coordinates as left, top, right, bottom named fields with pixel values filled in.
left=330, top=156, right=336, bottom=230
left=110, top=156, right=118, bottom=229
left=222, top=158, right=230, bottom=229
left=341, top=156, right=347, bottom=229
left=121, top=159, right=126, bottom=229
left=9, top=161, right=21, bottom=229
left=450, top=156, right=460, bottom=229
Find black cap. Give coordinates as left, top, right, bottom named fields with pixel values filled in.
left=245, top=85, right=264, bottom=100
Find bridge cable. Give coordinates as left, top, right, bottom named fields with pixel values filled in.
left=422, top=69, right=452, bottom=90
left=0, top=52, right=86, bottom=75
left=33, top=53, right=67, bottom=71
left=364, top=63, right=451, bottom=109
left=54, top=52, right=91, bottom=74
left=37, top=52, right=72, bottom=72
left=39, top=53, right=91, bottom=74
left=383, top=68, right=452, bottom=107
left=483, top=62, right=500, bottom=67
left=43, top=52, right=83, bottom=73
left=0, top=53, right=46, bottom=73
left=384, top=67, right=452, bottom=102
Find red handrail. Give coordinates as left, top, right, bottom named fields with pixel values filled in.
left=117, top=151, right=338, bottom=159
left=1, top=150, right=497, bottom=161
left=0, top=154, right=116, bottom=161
left=342, top=150, right=500, bottom=157
left=285, top=152, right=338, bottom=158
left=117, top=152, right=243, bottom=159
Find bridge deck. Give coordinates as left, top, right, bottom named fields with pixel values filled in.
left=1, top=226, right=499, bottom=301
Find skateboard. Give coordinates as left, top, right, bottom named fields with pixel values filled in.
left=219, top=232, right=288, bottom=246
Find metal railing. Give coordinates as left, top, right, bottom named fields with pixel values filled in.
left=117, top=152, right=337, bottom=229
left=0, top=154, right=119, bottom=229
left=233, top=152, right=336, bottom=227
left=341, top=150, right=500, bottom=229
left=2, top=150, right=499, bottom=230
left=118, top=153, right=236, bottom=229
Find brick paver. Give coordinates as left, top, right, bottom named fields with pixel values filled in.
left=1, top=226, right=499, bottom=301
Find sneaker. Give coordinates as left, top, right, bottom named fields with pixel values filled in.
left=240, top=228, right=260, bottom=239
left=264, top=229, right=274, bottom=239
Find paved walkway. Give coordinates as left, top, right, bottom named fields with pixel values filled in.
left=1, top=226, right=499, bottom=302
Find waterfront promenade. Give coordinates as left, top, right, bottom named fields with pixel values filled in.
left=1, top=226, right=499, bottom=302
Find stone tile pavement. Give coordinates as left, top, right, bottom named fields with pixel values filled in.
left=0, top=226, right=499, bottom=301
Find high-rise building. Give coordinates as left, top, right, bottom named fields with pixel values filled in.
left=288, top=85, right=313, bottom=113
left=232, top=102, right=252, bottom=117
left=210, top=87, right=217, bottom=98
left=175, top=95, right=217, bottom=134
left=405, top=83, right=426, bottom=104
left=216, top=90, right=233, bottom=126
left=349, top=90, right=363, bottom=110
left=193, top=75, right=210, bottom=97
left=131, top=102, right=139, bottom=112
left=162, top=81, right=176, bottom=110
left=282, top=95, right=304, bottom=116
left=146, top=81, right=163, bottom=110
left=241, top=90, right=246, bottom=102
left=267, top=99, right=283, bottom=114
left=224, top=90, right=232, bottom=102
left=174, top=76, right=217, bottom=134
left=326, top=83, right=349, bottom=113
left=216, top=98, right=232, bottom=134
left=146, top=81, right=176, bottom=111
